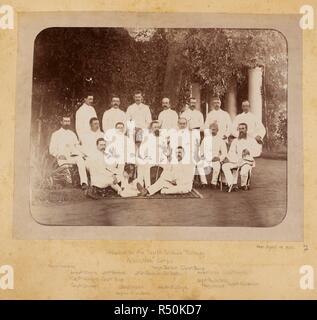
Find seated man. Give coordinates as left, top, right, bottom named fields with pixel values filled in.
left=140, top=146, right=195, bottom=196
left=86, top=138, right=122, bottom=198
left=49, top=115, right=88, bottom=190
left=80, top=117, right=104, bottom=158
left=168, top=117, right=200, bottom=165
left=104, top=121, right=136, bottom=182
left=137, top=120, right=169, bottom=188
left=221, top=123, right=261, bottom=192
left=197, top=122, right=228, bottom=189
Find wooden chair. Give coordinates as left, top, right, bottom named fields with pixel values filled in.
left=40, top=149, right=80, bottom=189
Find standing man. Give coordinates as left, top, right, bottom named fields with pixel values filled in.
left=49, top=115, right=88, bottom=190
left=75, top=94, right=97, bottom=144
left=197, top=122, right=228, bottom=189
left=80, top=117, right=104, bottom=159
left=222, top=123, right=261, bottom=191
left=126, top=90, right=152, bottom=143
left=180, top=97, right=204, bottom=131
left=204, top=96, right=232, bottom=140
left=158, top=97, right=179, bottom=130
left=102, top=95, right=126, bottom=138
left=231, top=99, right=266, bottom=144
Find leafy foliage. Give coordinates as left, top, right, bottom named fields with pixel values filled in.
left=167, top=28, right=287, bottom=149
left=32, top=27, right=287, bottom=154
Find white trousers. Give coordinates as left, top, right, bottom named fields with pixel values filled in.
left=58, top=156, right=88, bottom=185
left=147, top=170, right=192, bottom=195
left=91, top=173, right=121, bottom=193
left=197, top=161, right=221, bottom=185
left=137, top=164, right=166, bottom=188
left=222, top=162, right=252, bottom=187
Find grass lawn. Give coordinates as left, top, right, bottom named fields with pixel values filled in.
left=30, top=158, right=287, bottom=227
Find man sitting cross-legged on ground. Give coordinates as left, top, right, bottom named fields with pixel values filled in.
left=197, top=122, right=228, bottom=189
left=140, top=146, right=195, bottom=196
left=49, top=115, right=88, bottom=190
left=86, top=138, right=122, bottom=199
left=221, top=123, right=261, bottom=192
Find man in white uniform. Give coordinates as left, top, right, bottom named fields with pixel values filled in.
left=231, top=99, right=266, bottom=144
left=80, top=117, right=104, bottom=158
left=126, top=90, right=152, bottom=143
left=137, top=120, right=169, bottom=188
left=158, top=97, right=178, bottom=130
left=102, top=95, right=126, bottom=137
left=75, top=94, right=97, bottom=144
left=49, top=116, right=88, bottom=190
left=140, top=146, right=195, bottom=196
left=104, top=122, right=136, bottom=181
left=180, top=97, right=204, bottom=131
left=222, top=123, right=261, bottom=191
left=197, top=122, right=228, bottom=189
left=86, top=138, right=122, bottom=199
left=204, top=96, right=232, bottom=140
left=168, top=117, right=200, bottom=165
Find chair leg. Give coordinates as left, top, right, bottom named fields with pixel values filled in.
left=247, top=170, right=252, bottom=188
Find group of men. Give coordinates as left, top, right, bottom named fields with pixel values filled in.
left=49, top=90, right=266, bottom=198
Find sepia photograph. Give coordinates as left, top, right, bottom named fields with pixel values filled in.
left=29, top=26, right=288, bottom=227
left=1, top=2, right=313, bottom=301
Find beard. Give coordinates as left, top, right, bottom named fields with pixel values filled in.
left=154, top=130, right=160, bottom=137
left=62, top=125, right=70, bottom=130
left=239, top=132, right=247, bottom=139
